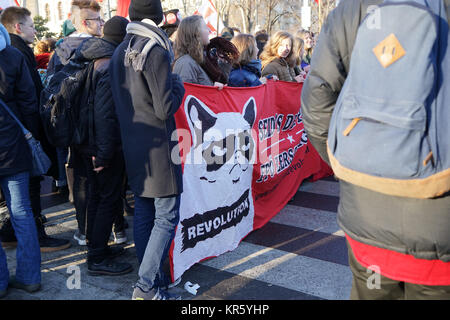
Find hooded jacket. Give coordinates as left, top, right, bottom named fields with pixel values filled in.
left=47, top=35, right=92, bottom=76
left=228, top=60, right=263, bottom=87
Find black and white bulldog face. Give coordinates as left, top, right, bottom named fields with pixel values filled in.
left=184, top=95, right=257, bottom=188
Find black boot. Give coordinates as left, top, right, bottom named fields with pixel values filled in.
left=35, top=217, right=71, bottom=253
left=0, top=212, right=17, bottom=249
left=123, top=197, right=134, bottom=216
left=87, top=257, right=132, bottom=276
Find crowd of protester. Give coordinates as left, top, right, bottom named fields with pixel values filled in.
left=1, top=0, right=447, bottom=301
left=0, top=0, right=313, bottom=300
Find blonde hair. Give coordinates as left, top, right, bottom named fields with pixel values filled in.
left=288, top=37, right=304, bottom=67
left=174, top=15, right=205, bottom=65
left=260, top=31, right=294, bottom=69
left=70, top=0, right=101, bottom=31
left=34, top=40, right=50, bottom=55
left=296, top=29, right=314, bottom=57
left=231, top=34, right=257, bottom=67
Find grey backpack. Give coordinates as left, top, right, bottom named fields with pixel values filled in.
left=327, top=0, right=450, bottom=198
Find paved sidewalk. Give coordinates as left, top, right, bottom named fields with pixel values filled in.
left=1, top=177, right=351, bottom=300
left=1, top=202, right=189, bottom=300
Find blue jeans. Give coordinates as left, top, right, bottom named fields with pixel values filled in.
left=0, top=172, right=41, bottom=290
left=134, top=195, right=180, bottom=291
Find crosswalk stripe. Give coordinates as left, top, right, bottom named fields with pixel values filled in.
left=200, top=241, right=352, bottom=300
left=298, top=180, right=340, bottom=197
left=271, top=205, right=345, bottom=237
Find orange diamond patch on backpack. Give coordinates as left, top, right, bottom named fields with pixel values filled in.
left=373, top=33, right=406, bottom=68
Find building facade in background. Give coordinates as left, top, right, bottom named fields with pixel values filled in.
left=17, top=0, right=334, bottom=37
left=21, top=0, right=118, bottom=35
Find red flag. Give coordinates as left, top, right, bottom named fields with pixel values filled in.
left=194, top=0, right=225, bottom=36
left=116, top=0, right=131, bottom=18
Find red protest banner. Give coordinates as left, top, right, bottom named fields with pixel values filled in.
left=169, top=81, right=325, bottom=281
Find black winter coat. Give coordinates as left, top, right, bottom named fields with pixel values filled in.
left=9, top=34, right=58, bottom=178
left=109, top=22, right=185, bottom=198
left=301, top=0, right=450, bottom=262
left=71, top=37, right=122, bottom=168
left=0, top=43, right=34, bottom=176
left=9, top=34, right=43, bottom=102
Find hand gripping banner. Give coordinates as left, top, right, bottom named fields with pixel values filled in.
left=170, top=81, right=327, bottom=281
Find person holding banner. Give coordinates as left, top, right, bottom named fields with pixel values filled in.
left=228, top=33, right=263, bottom=87
left=260, top=31, right=304, bottom=83
left=173, top=15, right=236, bottom=90
left=109, top=0, right=185, bottom=300
left=290, top=37, right=308, bottom=82
left=297, top=29, right=315, bottom=73
left=173, top=15, right=215, bottom=86
left=203, top=36, right=239, bottom=84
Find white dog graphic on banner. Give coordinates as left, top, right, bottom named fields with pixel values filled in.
left=172, top=95, right=257, bottom=280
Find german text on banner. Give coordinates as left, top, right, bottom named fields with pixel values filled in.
left=170, top=81, right=323, bottom=280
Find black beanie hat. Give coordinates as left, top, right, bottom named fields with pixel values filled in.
left=128, top=0, right=163, bottom=24
left=103, top=16, right=129, bottom=45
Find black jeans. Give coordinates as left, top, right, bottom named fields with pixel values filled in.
left=70, top=147, right=88, bottom=235
left=82, top=151, right=125, bottom=263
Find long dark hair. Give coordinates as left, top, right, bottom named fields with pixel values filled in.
left=201, top=37, right=239, bottom=83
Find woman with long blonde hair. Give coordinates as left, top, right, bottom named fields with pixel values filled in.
left=289, top=37, right=307, bottom=82
left=228, top=33, right=262, bottom=87
left=260, top=31, right=303, bottom=83
left=296, top=29, right=315, bottom=72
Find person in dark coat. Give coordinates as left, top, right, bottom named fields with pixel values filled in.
left=69, top=16, right=133, bottom=277
left=0, top=7, right=70, bottom=252
left=255, top=30, right=268, bottom=59
left=0, top=23, right=41, bottom=297
left=45, top=0, right=104, bottom=248
left=109, top=0, right=185, bottom=300
left=301, top=0, right=450, bottom=299
left=0, top=7, right=42, bottom=100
